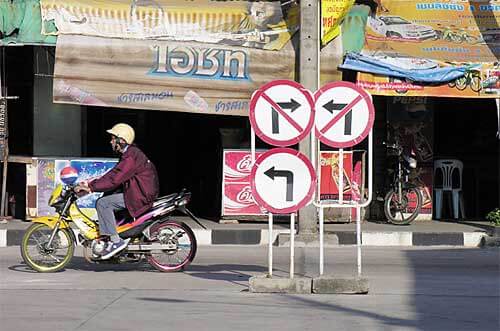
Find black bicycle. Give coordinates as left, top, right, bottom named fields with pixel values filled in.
left=383, top=142, right=423, bottom=225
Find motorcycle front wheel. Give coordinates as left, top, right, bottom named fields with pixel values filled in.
left=384, top=187, right=423, bottom=225
left=20, top=223, right=75, bottom=272
left=146, top=221, right=197, bottom=272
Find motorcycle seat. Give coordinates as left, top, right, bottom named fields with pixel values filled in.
left=152, top=193, right=177, bottom=207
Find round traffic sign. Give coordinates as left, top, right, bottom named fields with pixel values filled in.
left=250, top=80, right=315, bottom=147
left=250, top=148, right=316, bottom=214
left=314, top=81, right=375, bottom=148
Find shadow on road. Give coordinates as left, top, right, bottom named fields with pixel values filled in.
left=185, top=264, right=267, bottom=285
left=404, top=247, right=500, bottom=330
left=9, top=257, right=268, bottom=287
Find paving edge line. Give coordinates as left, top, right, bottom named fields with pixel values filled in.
left=0, top=229, right=489, bottom=247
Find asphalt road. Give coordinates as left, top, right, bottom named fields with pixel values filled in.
left=0, top=246, right=498, bottom=331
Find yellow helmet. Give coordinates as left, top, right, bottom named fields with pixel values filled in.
left=106, top=123, right=135, bottom=144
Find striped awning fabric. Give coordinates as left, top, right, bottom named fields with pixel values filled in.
left=40, top=0, right=299, bottom=50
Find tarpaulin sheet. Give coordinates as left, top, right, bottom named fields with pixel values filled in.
left=0, top=0, right=56, bottom=45
left=40, top=0, right=299, bottom=50
left=53, top=33, right=343, bottom=116
left=341, top=51, right=467, bottom=82
left=341, top=0, right=500, bottom=98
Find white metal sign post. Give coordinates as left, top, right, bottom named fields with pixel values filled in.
left=312, top=81, right=375, bottom=277
left=249, top=80, right=316, bottom=279
left=250, top=148, right=316, bottom=278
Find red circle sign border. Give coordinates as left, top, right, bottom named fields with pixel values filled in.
left=249, top=80, right=315, bottom=147
left=314, top=81, right=375, bottom=148
left=250, top=147, right=317, bottom=214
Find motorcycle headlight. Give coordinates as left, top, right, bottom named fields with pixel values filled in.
left=409, top=159, right=417, bottom=169
left=403, top=155, right=417, bottom=169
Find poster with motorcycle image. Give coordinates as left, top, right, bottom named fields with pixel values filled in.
left=387, top=100, right=433, bottom=215
left=353, top=0, right=500, bottom=98
left=35, top=158, right=117, bottom=218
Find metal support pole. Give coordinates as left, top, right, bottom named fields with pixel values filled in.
left=251, top=127, right=256, bottom=164
left=496, top=100, right=499, bottom=211
left=298, top=0, right=320, bottom=235
left=339, top=148, right=344, bottom=204
left=0, top=46, right=7, bottom=218
left=319, top=206, right=324, bottom=275
left=290, top=213, right=295, bottom=278
left=268, top=212, right=273, bottom=277
left=0, top=141, right=7, bottom=217
left=356, top=206, right=362, bottom=276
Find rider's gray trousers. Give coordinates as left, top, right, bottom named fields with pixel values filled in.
left=95, top=193, right=126, bottom=237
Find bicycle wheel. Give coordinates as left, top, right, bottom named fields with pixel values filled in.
left=384, top=187, right=423, bottom=225
left=147, top=221, right=197, bottom=272
left=455, top=76, right=468, bottom=90
left=470, top=75, right=482, bottom=92
left=20, top=223, right=75, bottom=272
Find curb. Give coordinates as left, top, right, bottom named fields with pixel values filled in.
left=0, top=229, right=488, bottom=247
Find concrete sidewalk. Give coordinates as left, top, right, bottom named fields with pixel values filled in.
left=0, top=216, right=494, bottom=247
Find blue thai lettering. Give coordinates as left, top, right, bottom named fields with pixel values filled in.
left=416, top=3, right=464, bottom=11
left=149, top=45, right=250, bottom=81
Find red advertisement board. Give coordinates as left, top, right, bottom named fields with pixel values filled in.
left=319, top=151, right=354, bottom=201
left=222, top=150, right=266, bottom=216
left=223, top=150, right=367, bottom=217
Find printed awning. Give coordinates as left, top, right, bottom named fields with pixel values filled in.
left=53, top=34, right=343, bottom=116
left=40, top=0, right=299, bottom=51
left=340, top=0, right=500, bottom=98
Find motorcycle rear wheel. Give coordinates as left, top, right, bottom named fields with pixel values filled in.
left=146, top=221, right=197, bottom=272
left=20, top=223, right=75, bottom=272
left=384, top=187, right=423, bottom=225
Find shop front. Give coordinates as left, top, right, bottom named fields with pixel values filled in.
left=340, top=0, right=500, bottom=221
left=2, top=0, right=498, bottom=222
left=2, top=0, right=348, bottom=219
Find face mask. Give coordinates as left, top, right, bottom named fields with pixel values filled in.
left=111, top=136, right=125, bottom=154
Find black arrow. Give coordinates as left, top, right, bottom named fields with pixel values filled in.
left=277, top=99, right=301, bottom=112
left=323, top=100, right=348, bottom=113
left=272, top=99, right=301, bottom=134
left=264, top=166, right=294, bottom=201
left=323, top=100, right=352, bottom=135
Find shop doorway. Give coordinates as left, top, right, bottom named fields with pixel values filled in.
left=433, top=98, right=499, bottom=219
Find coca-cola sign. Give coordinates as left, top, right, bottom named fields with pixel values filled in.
left=222, top=150, right=266, bottom=216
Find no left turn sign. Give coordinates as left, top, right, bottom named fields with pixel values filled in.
left=314, top=81, right=375, bottom=148
left=250, top=80, right=315, bottom=147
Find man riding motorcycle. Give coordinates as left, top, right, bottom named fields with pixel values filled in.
left=79, top=123, right=159, bottom=259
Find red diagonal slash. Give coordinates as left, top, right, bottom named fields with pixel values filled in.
left=320, top=95, right=363, bottom=135
left=261, top=93, right=303, bottom=133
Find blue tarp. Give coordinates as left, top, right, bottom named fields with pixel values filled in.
left=340, top=52, right=468, bottom=83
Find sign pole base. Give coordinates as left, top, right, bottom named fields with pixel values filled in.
left=311, top=277, right=369, bottom=294
left=249, top=275, right=312, bottom=294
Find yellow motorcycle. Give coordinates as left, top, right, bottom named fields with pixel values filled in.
left=20, top=182, right=202, bottom=273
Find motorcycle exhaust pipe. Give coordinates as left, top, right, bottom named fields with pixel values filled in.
left=127, top=243, right=178, bottom=251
